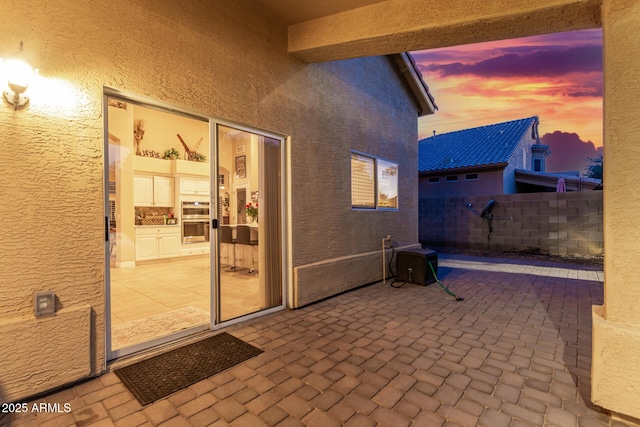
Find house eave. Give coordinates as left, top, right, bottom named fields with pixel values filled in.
left=393, top=53, right=437, bottom=117
left=515, top=169, right=603, bottom=191
left=419, top=162, right=507, bottom=176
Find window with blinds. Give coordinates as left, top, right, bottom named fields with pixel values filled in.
left=351, top=153, right=376, bottom=208
left=351, top=152, right=398, bottom=210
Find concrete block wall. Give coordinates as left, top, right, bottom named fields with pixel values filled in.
left=419, top=191, right=603, bottom=256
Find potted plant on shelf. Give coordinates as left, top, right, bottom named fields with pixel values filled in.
left=163, top=147, right=181, bottom=160
left=246, top=202, right=258, bottom=223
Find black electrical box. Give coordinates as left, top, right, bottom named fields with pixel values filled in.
left=395, top=249, right=438, bottom=286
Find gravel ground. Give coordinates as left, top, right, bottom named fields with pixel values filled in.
left=429, top=246, right=604, bottom=267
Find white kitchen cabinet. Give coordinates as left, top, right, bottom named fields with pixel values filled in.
left=135, top=234, right=160, bottom=260
left=158, top=233, right=180, bottom=257
left=135, top=226, right=180, bottom=261
left=179, top=176, right=210, bottom=195
left=180, top=244, right=210, bottom=257
left=134, top=175, right=175, bottom=207
left=153, top=176, right=174, bottom=206
left=134, top=175, right=154, bottom=206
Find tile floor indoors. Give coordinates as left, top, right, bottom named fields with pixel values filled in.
left=110, top=255, right=261, bottom=349
left=4, top=254, right=637, bottom=427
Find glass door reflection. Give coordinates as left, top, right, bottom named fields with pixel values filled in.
left=106, top=98, right=211, bottom=359
left=216, top=125, right=282, bottom=321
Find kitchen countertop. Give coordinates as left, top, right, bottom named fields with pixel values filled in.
left=134, top=224, right=180, bottom=228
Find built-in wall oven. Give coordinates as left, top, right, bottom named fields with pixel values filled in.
left=181, top=201, right=210, bottom=244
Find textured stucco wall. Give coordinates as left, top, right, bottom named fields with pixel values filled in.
left=592, top=306, right=640, bottom=420
left=502, top=131, right=535, bottom=194
left=2, top=0, right=639, bottom=418
left=591, top=0, right=640, bottom=419
left=419, top=169, right=504, bottom=198
left=0, top=0, right=422, bottom=400
left=0, top=306, right=92, bottom=403
left=289, top=57, right=421, bottom=305
left=293, top=243, right=420, bottom=307
left=288, top=0, right=602, bottom=62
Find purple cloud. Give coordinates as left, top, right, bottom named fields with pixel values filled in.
left=425, top=45, right=602, bottom=78
left=412, top=49, right=482, bottom=64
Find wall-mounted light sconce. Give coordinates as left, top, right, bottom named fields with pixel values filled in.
left=2, top=41, right=38, bottom=110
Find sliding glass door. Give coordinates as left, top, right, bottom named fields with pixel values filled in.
left=105, top=94, right=212, bottom=359
left=216, top=125, right=283, bottom=322
left=104, top=90, right=286, bottom=361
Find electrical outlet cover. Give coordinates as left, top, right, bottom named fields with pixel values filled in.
left=34, top=291, right=56, bottom=317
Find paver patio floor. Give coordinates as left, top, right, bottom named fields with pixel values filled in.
left=4, top=254, right=635, bottom=427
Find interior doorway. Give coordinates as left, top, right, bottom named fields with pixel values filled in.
left=104, top=90, right=285, bottom=360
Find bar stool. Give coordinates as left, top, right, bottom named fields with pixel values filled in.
left=249, top=227, right=258, bottom=274
left=236, top=225, right=257, bottom=273
left=220, top=225, right=236, bottom=269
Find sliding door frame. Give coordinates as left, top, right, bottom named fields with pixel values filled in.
left=211, top=118, right=289, bottom=327
left=102, top=87, right=289, bottom=362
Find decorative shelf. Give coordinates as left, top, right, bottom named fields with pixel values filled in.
left=133, top=156, right=172, bottom=174
left=132, top=157, right=209, bottom=176
left=171, top=159, right=210, bottom=176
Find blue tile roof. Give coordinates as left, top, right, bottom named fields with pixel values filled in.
left=418, top=116, right=539, bottom=173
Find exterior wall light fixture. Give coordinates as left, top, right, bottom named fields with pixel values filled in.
left=2, top=41, right=38, bottom=110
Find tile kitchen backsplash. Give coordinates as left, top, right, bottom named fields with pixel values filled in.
left=135, top=207, right=174, bottom=225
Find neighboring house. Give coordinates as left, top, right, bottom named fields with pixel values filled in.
left=418, top=116, right=549, bottom=198
left=0, top=3, right=435, bottom=402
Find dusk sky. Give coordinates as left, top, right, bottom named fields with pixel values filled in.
left=413, top=29, right=603, bottom=173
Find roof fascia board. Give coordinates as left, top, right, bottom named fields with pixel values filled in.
left=515, top=170, right=602, bottom=190
left=393, top=53, right=437, bottom=116
left=419, top=163, right=508, bottom=176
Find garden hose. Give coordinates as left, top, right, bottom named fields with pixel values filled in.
left=388, top=250, right=464, bottom=300
left=388, top=247, right=410, bottom=288
left=427, top=260, right=465, bottom=301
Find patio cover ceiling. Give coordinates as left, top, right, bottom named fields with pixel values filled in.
left=252, top=0, right=602, bottom=63
left=252, top=0, right=387, bottom=25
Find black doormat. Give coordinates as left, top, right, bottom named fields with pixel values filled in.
left=114, top=332, right=263, bottom=405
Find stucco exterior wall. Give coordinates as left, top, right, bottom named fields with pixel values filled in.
left=419, top=169, right=504, bottom=198
left=3, top=0, right=639, bottom=419
left=0, top=306, right=92, bottom=402
left=288, top=0, right=602, bottom=62
left=0, top=0, right=422, bottom=401
left=503, top=130, right=536, bottom=194
left=289, top=57, right=421, bottom=307
left=592, top=0, right=640, bottom=419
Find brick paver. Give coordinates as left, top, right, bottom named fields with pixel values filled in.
left=3, top=254, right=636, bottom=426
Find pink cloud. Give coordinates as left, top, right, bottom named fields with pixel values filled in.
left=414, top=29, right=603, bottom=148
